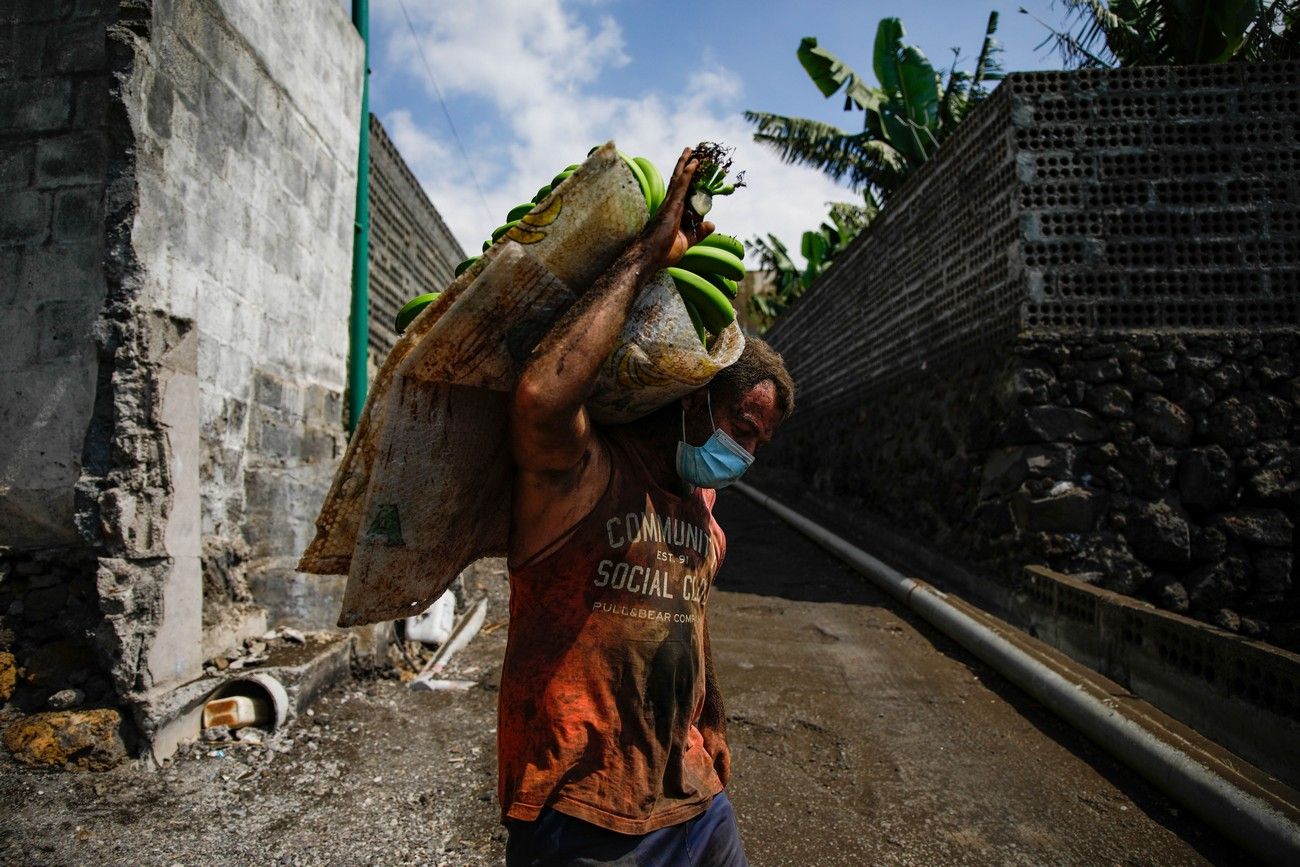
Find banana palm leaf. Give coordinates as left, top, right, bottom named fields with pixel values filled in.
left=796, top=37, right=879, bottom=111
left=756, top=233, right=798, bottom=275
left=1176, top=0, right=1260, bottom=62
left=801, top=230, right=830, bottom=273
left=872, top=18, right=941, bottom=129
left=745, top=110, right=907, bottom=191
left=745, top=10, right=1008, bottom=325
left=864, top=102, right=933, bottom=170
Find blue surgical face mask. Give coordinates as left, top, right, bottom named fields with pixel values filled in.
left=676, top=391, right=755, bottom=489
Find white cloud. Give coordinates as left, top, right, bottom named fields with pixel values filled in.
left=377, top=0, right=854, bottom=267
left=384, top=108, right=451, bottom=168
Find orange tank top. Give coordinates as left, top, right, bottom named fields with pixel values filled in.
left=498, top=426, right=727, bottom=834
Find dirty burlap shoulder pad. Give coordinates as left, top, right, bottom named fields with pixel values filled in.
left=299, top=143, right=742, bottom=626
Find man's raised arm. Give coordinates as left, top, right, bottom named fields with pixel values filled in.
left=511, top=147, right=712, bottom=473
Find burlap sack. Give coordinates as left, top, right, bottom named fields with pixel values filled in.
left=588, top=270, right=743, bottom=423
left=297, top=143, right=743, bottom=626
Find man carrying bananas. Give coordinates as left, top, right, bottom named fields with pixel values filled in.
left=500, top=147, right=795, bottom=866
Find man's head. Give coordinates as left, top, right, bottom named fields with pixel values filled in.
left=680, top=336, right=795, bottom=457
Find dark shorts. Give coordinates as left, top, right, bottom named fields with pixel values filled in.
left=505, top=791, right=750, bottom=867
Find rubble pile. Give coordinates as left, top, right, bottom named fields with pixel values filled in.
left=202, top=626, right=307, bottom=678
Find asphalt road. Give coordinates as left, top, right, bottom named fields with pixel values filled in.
left=1, top=490, right=1247, bottom=865
left=710, top=488, right=1242, bottom=865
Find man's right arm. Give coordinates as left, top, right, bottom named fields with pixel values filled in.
left=508, top=148, right=713, bottom=565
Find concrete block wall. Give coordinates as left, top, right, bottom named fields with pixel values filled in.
left=1, top=0, right=363, bottom=737
left=123, top=0, right=362, bottom=643
left=0, top=0, right=117, bottom=550
left=770, top=62, right=1300, bottom=422
left=367, top=114, right=465, bottom=364
left=761, top=62, right=1300, bottom=650
left=248, top=114, right=468, bottom=629
left=0, top=0, right=128, bottom=717
left=766, top=80, right=1021, bottom=420
left=1010, top=63, right=1299, bottom=329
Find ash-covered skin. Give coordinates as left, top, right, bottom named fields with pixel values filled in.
left=497, top=428, right=727, bottom=833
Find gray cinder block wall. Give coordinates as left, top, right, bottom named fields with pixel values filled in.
left=0, top=0, right=363, bottom=742
left=760, top=62, right=1300, bottom=650
left=367, top=114, right=464, bottom=364
left=2, top=0, right=143, bottom=724
left=247, top=114, right=468, bottom=629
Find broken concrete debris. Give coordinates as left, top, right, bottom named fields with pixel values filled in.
left=409, top=599, right=488, bottom=690
left=203, top=627, right=309, bottom=677
left=409, top=679, right=477, bottom=692
left=47, top=688, right=85, bottom=710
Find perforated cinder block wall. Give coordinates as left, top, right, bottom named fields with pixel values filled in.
left=1013, top=62, right=1300, bottom=332
left=765, top=81, right=1020, bottom=419
left=766, top=61, right=1300, bottom=421
left=367, top=114, right=465, bottom=365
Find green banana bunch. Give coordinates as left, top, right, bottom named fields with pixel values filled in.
left=633, top=157, right=665, bottom=215
left=453, top=162, right=580, bottom=273
left=551, top=164, right=580, bottom=190
left=620, top=154, right=665, bottom=215
left=666, top=233, right=746, bottom=347
left=434, top=150, right=746, bottom=353
left=667, top=268, right=734, bottom=338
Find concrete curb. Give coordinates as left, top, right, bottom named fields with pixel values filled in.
left=136, top=631, right=361, bottom=766
left=736, top=481, right=1300, bottom=865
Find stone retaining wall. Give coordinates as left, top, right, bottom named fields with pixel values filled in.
left=761, top=330, right=1299, bottom=648
left=762, top=61, right=1300, bottom=650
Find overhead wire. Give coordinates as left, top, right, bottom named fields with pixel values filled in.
left=396, top=0, right=494, bottom=226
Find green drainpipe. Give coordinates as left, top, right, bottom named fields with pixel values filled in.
left=346, top=0, right=370, bottom=436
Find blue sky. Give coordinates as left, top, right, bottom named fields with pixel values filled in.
left=350, top=0, right=1068, bottom=264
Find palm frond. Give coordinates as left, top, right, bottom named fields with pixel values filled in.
left=938, top=55, right=971, bottom=132
left=1033, top=0, right=1278, bottom=67
left=852, top=136, right=910, bottom=196
left=826, top=199, right=876, bottom=238
left=1021, top=3, right=1116, bottom=68
left=1235, top=0, right=1298, bottom=60
left=971, top=10, right=1005, bottom=89
left=745, top=111, right=905, bottom=192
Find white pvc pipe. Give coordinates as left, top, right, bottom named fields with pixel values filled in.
left=733, top=482, right=1300, bottom=865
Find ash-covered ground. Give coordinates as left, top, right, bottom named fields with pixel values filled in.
left=1, top=491, right=1246, bottom=865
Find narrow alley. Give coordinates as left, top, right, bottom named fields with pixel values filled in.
left=0, top=490, right=1241, bottom=865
